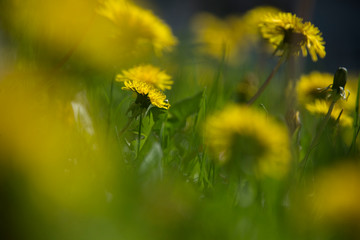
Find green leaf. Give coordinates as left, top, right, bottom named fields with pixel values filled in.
left=128, top=111, right=155, bottom=153
left=139, top=141, right=163, bottom=182
left=167, top=91, right=204, bottom=129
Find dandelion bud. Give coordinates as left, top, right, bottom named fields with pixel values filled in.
left=332, top=67, right=347, bottom=93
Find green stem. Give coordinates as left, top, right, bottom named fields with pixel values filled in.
left=137, top=113, right=143, bottom=157
left=301, top=99, right=336, bottom=176
left=247, top=57, right=284, bottom=105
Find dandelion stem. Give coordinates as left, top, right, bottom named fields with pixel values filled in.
left=247, top=57, right=284, bottom=105
left=137, top=113, right=143, bottom=156
left=301, top=99, right=336, bottom=175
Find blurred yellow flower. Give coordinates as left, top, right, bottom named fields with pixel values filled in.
left=116, top=65, right=173, bottom=90
left=191, top=13, right=242, bottom=62
left=5, top=0, right=96, bottom=49
left=204, top=104, right=290, bottom=178
left=312, top=163, right=360, bottom=229
left=297, top=72, right=355, bottom=127
left=122, top=80, right=170, bottom=109
left=97, top=0, right=177, bottom=55
left=4, top=0, right=177, bottom=69
left=0, top=70, right=114, bottom=210
left=259, top=12, right=326, bottom=61
left=297, top=71, right=356, bottom=110
left=305, top=99, right=353, bottom=127
left=191, top=6, right=279, bottom=63
left=297, top=72, right=334, bottom=105
left=241, top=6, right=280, bottom=41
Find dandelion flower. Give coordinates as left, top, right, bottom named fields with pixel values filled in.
left=191, top=13, right=242, bottom=62
left=241, top=6, right=280, bottom=41
left=305, top=99, right=353, bottom=127
left=312, top=163, right=360, bottom=228
left=259, top=12, right=326, bottom=61
left=191, top=7, right=280, bottom=63
left=297, top=72, right=334, bottom=105
left=297, top=72, right=355, bottom=127
left=122, top=80, right=170, bottom=109
left=116, top=65, right=173, bottom=90
left=297, top=71, right=356, bottom=110
left=97, top=0, right=177, bottom=55
left=204, top=104, right=290, bottom=178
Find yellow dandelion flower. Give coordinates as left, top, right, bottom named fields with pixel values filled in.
left=116, top=65, right=173, bottom=90
left=191, top=13, right=244, bottom=62
left=191, top=7, right=280, bottom=63
left=305, top=99, right=353, bottom=127
left=204, top=104, right=290, bottom=178
left=122, top=80, right=170, bottom=109
left=241, top=6, right=280, bottom=41
left=97, top=0, right=177, bottom=55
left=259, top=12, right=326, bottom=61
left=297, top=72, right=334, bottom=105
left=312, top=163, right=360, bottom=229
left=297, top=71, right=356, bottom=127
left=297, top=71, right=356, bottom=110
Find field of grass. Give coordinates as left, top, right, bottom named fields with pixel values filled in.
left=1, top=1, right=360, bottom=239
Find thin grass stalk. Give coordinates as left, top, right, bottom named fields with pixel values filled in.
left=349, top=74, right=360, bottom=153
left=209, top=44, right=226, bottom=109
left=301, top=99, right=336, bottom=176
left=247, top=57, right=284, bottom=105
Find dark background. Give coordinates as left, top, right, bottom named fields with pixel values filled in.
left=151, top=0, right=360, bottom=73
